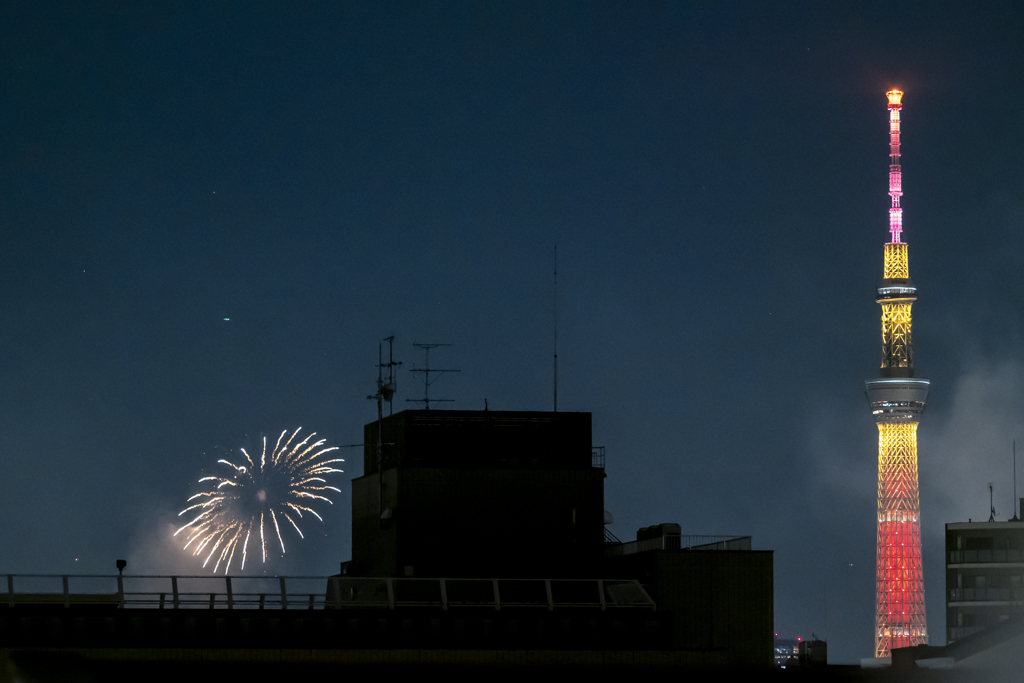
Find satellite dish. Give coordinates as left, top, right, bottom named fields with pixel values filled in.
left=603, top=510, right=614, bottom=525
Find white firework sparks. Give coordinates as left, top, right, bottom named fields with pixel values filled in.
left=175, top=428, right=344, bottom=573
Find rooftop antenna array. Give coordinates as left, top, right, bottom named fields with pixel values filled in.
left=406, top=343, right=459, bottom=410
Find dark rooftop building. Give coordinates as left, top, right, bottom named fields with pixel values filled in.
left=1, top=407, right=774, bottom=673
left=343, top=408, right=774, bottom=667
left=604, top=524, right=774, bottom=666
left=349, top=410, right=604, bottom=578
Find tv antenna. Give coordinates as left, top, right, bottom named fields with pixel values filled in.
left=553, top=243, right=558, bottom=413
left=988, top=482, right=996, bottom=522
left=1013, top=441, right=1019, bottom=521
left=367, top=336, right=401, bottom=527
left=373, top=336, right=401, bottom=417
left=406, top=342, right=459, bottom=409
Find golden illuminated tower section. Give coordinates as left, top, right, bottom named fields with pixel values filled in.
left=865, top=89, right=929, bottom=659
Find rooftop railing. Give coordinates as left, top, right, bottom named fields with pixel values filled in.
left=3, top=575, right=655, bottom=612
left=607, top=534, right=752, bottom=557
left=680, top=535, right=752, bottom=550
left=4, top=575, right=333, bottom=610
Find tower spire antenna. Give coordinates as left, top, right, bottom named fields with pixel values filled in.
left=865, top=88, right=930, bottom=659
left=887, top=89, right=904, bottom=244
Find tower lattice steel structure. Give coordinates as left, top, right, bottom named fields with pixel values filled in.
left=865, top=89, right=929, bottom=658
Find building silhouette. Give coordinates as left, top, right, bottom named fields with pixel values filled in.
left=349, top=410, right=603, bottom=578
left=341, top=407, right=774, bottom=666
left=0, top=407, right=774, bottom=672
left=946, top=511, right=1024, bottom=643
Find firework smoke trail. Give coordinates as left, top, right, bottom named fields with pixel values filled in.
left=175, top=428, right=344, bottom=573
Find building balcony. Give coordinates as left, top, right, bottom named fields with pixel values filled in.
left=948, top=549, right=1024, bottom=565
left=947, top=626, right=986, bottom=641
left=948, top=587, right=1024, bottom=603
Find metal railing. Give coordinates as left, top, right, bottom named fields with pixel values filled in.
left=603, top=527, right=622, bottom=544
left=591, top=446, right=606, bottom=469
left=948, top=550, right=1024, bottom=564
left=680, top=535, right=752, bottom=550
left=4, top=575, right=329, bottom=610
left=327, top=577, right=654, bottom=611
left=3, top=575, right=656, bottom=612
left=607, top=534, right=751, bottom=557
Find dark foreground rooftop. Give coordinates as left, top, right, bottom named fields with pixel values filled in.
left=0, top=651, right=996, bottom=683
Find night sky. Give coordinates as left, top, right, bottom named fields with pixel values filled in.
left=3, top=1, right=1024, bottom=663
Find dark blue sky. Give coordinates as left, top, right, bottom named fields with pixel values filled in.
left=2, top=1, right=1023, bottom=662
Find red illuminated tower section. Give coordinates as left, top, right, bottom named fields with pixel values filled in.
left=865, top=89, right=929, bottom=658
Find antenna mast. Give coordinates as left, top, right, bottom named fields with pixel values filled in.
left=406, top=343, right=459, bottom=409
left=1014, top=441, right=1019, bottom=521
left=989, top=482, right=996, bottom=522
left=554, top=243, right=558, bottom=413
left=888, top=89, right=903, bottom=244
left=376, top=336, right=401, bottom=417
left=367, top=336, right=401, bottom=527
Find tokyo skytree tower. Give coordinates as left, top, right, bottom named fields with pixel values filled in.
left=864, top=89, right=929, bottom=658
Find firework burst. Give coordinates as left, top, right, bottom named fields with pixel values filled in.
left=175, top=428, right=343, bottom=573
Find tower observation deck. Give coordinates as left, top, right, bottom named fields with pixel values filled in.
left=865, top=89, right=929, bottom=658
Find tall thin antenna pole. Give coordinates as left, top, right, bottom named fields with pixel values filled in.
left=375, top=342, right=385, bottom=525
left=989, top=483, right=996, bottom=522
left=553, top=243, right=558, bottom=413
left=1014, top=440, right=1018, bottom=520
left=368, top=337, right=401, bottom=526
